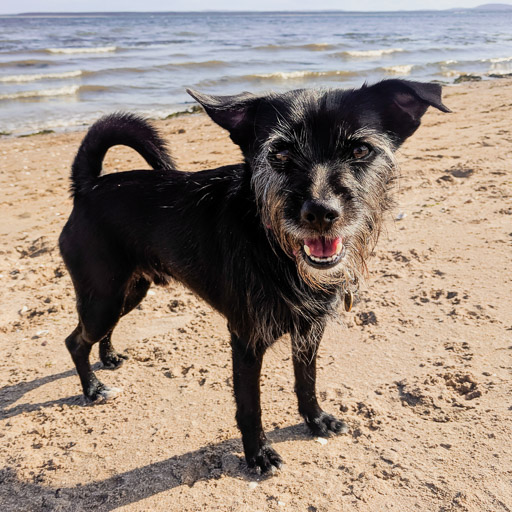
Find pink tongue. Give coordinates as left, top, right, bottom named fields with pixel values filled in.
left=305, top=237, right=341, bottom=258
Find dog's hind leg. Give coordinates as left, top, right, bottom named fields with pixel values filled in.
left=99, top=332, right=127, bottom=370
left=66, top=287, right=129, bottom=401
left=231, top=333, right=283, bottom=474
left=99, top=276, right=150, bottom=369
left=292, top=320, right=347, bottom=437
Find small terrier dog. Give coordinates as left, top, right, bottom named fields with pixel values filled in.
left=59, top=79, right=449, bottom=473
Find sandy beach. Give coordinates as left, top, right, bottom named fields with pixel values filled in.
left=1, top=78, right=511, bottom=511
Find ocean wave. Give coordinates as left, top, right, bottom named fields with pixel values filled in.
left=440, top=68, right=463, bottom=77
left=381, top=65, right=414, bottom=75
left=302, top=43, right=336, bottom=51
left=197, top=69, right=357, bottom=87
left=88, top=62, right=206, bottom=76
left=254, top=42, right=336, bottom=51
left=438, top=55, right=512, bottom=76
left=167, top=59, right=229, bottom=68
left=488, top=60, right=512, bottom=74
left=0, top=59, right=53, bottom=68
left=46, top=46, right=117, bottom=55
left=336, top=48, right=404, bottom=58
left=485, top=56, right=512, bottom=63
left=79, top=85, right=111, bottom=93
left=248, top=70, right=354, bottom=80
left=0, top=85, right=79, bottom=101
left=7, top=115, right=95, bottom=136
left=0, top=70, right=83, bottom=83
left=126, top=39, right=190, bottom=48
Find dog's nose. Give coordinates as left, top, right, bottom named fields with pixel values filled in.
left=300, top=200, right=340, bottom=231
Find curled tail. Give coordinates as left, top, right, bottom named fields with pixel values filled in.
left=71, top=112, right=176, bottom=196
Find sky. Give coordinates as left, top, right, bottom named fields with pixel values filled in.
left=1, top=1, right=511, bottom=14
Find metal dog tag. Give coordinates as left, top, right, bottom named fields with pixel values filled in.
left=344, top=291, right=353, bottom=312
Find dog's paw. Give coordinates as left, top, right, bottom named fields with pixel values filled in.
left=86, top=382, right=123, bottom=402
left=101, top=351, right=128, bottom=370
left=247, top=444, right=283, bottom=475
left=98, top=385, right=122, bottom=400
left=305, top=411, right=349, bottom=437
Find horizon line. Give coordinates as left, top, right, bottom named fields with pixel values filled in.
left=3, top=6, right=512, bottom=16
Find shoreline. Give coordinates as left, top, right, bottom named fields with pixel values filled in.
left=0, top=104, right=204, bottom=139
left=1, top=74, right=511, bottom=138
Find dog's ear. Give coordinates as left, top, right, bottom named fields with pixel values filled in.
left=365, top=79, right=451, bottom=145
left=186, top=89, right=261, bottom=148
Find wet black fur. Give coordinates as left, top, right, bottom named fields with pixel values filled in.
left=59, top=80, right=449, bottom=473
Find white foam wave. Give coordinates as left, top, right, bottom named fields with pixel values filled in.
left=489, top=64, right=512, bottom=75
left=250, top=70, right=353, bottom=80
left=47, top=46, right=117, bottom=54
left=440, top=68, right=463, bottom=77
left=8, top=114, right=94, bottom=136
left=300, top=43, right=334, bottom=51
left=0, top=85, right=79, bottom=101
left=486, top=56, right=512, bottom=63
left=0, top=70, right=83, bottom=83
left=382, top=64, right=413, bottom=75
left=342, top=48, right=404, bottom=58
left=253, top=71, right=313, bottom=79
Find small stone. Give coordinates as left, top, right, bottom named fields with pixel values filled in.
left=465, top=390, right=482, bottom=400
left=248, top=481, right=258, bottom=490
left=315, top=437, right=328, bottom=445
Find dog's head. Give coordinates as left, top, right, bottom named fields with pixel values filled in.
left=188, top=80, right=450, bottom=289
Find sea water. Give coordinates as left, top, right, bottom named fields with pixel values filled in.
left=0, top=10, right=511, bottom=135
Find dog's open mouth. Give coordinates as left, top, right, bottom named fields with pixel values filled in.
left=302, top=236, right=345, bottom=269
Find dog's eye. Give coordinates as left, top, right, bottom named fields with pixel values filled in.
left=273, top=150, right=290, bottom=162
left=352, top=145, right=371, bottom=159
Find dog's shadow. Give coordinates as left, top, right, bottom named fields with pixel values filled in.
left=1, top=366, right=318, bottom=510
left=0, top=363, right=104, bottom=420
left=2, top=423, right=312, bottom=510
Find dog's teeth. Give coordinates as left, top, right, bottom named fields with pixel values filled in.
left=335, top=241, right=343, bottom=255
left=304, top=244, right=311, bottom=256
left=308, top=252, right=341, bottom=264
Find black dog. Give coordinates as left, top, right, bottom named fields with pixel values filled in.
left=59, top=79, right=449, bottom=473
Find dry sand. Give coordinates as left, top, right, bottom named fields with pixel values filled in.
left=0, top=79, right=511, bottom=511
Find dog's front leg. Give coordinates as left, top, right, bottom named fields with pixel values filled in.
left=292, top=321, right=347, bottom=437
left=230, top=333, right=283, bottom=473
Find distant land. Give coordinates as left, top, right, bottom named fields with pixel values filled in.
left=472, top=2, right=512, bottom=9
